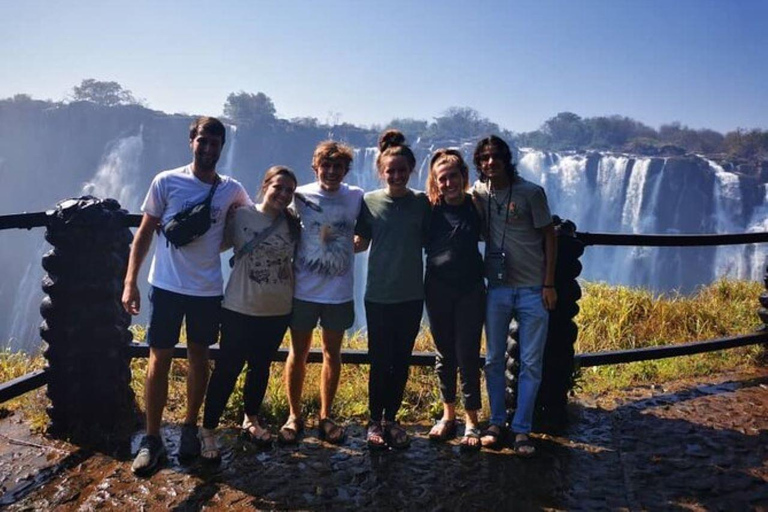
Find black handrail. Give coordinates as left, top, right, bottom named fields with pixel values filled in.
left=578, top=231, right=768, bottom=247
left=4, top=330, right=767, bottom=404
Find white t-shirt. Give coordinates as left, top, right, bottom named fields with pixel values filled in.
left=142, top=164, right=250, bottom=297
left=292, top=181, right=364, bottom=303
left=223, top=205, right=296, bottom=316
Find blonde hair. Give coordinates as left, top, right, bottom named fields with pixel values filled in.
left=426, top=148, right=469, bottom=205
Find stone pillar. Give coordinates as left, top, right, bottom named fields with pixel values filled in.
left=40, top=196, right=135, bottom=447
left=535, top=218, right=584, bottom=431
left=505, top=216, right=584, bottom=432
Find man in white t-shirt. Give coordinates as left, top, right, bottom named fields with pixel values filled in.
left=280, top=141, right=363, bottom=445
left=122, top=117, right=249, bottom=475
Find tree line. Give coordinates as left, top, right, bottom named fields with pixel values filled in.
left=514, top=111, right=768, bottom=160
left=2, top=79, right=767, bottom=160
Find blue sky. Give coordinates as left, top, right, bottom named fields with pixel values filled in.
left=2, top=0, right=767, bottom=133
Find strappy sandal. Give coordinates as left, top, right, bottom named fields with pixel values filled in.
left=480, top=424, right=505, bottom=450
left=200, top=427, right=221, bottom=464
left=384, top=421, right=410, bottom=450
left=318, top=417, right=346, bottom=445
left=513, top=434, right=536, bottom=458
left=277, top=416, right=304, bottom=445
left=241, top=418, right=273, bottom=448
left=366, top=421, right=387, bottom=451
left=428, top=418, right=457, bottom=442
left=460, top=426, right=482, bottom=452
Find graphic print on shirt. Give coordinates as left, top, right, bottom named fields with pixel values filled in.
left=241, top=228, right=293, bottom=285
left=298, top=202, right=353, bottom=276
left=179, top=198, right=222, bottom=224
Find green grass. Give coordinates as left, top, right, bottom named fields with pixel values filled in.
left=574, top=279, right=765, bottom=394
left=2, top=279, right=765, bottom=430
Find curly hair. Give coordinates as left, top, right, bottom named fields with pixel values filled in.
left=312, top=141, right=354, bottom=174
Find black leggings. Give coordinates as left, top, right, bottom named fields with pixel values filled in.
left=425, top=277, right=485, bottom=411
left=365, top=300, right=424, bottom=422
left=203, top=309, right=290, bottom=429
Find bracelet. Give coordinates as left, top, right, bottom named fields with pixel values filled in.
left=543, top=285, right=555, bottom=289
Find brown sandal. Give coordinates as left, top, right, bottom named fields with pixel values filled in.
left=318, top=418, right=346, bottom=444
left=385, top=421, right=410, bottom=450
left=277, top=416, right=304, bottom=445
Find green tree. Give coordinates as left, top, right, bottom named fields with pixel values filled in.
left=223, top=91, right=276, bottom=127
left=71, top=79, right=139, bottom=107
left=386, top=118, right=428, bottom=142
left=426, top=107, right=501, bottom=141
left=541, top=112, right=591, bottom=150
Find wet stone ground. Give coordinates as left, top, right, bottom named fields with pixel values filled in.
left=1, top=369, right=767, bottom=511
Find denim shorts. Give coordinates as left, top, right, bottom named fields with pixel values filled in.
left=146, top=286, right=223, bottom=349
left=289, top=298, right=354, bottom=332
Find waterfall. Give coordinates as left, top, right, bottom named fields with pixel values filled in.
left=706, top=158, right=749, bottom=279
left=6, top=131, right=146, bottom=351
left=219, top=125, right=238, bottom=178
left=83, top=129, right=145, bottom=211
left=746, top=184, right=768, bottom=281
left=622, top=158, right=651, bottom=232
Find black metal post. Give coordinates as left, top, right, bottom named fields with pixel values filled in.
left=40, top=196, right=136, bottom=447
left=535, top=218, right=584, bottom=431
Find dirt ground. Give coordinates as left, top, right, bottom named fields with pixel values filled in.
left=1, top=368, right=767, bottom=511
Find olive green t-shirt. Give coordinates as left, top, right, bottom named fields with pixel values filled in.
left=355, top=189, right=431, bottom=304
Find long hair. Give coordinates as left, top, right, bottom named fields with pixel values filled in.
left=473, top=135, right=517, bottom=183
left=376, top=129, right=416, bottom=175
left=426, top=148, right=469, bottom=205
left=259, top=165, right=301, bottom=241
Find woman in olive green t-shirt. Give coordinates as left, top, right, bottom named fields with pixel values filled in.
left=355, top=130, right=431, bottom=450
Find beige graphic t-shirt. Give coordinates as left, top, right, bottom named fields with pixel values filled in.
left=223, top=205, right=296, bottom=316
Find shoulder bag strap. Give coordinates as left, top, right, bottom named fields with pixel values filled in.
left=228, top=214, right=285, bottom=268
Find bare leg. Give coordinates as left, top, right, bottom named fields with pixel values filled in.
left=319, top=329, right=344, bottom=420
left=442, top=402, right=456, bottom=422
left=285, top=329, right=313, bottom=420
left=184, top=343, right=210, bottom=425
left=145, top=347, right=174, bottom=436
left=465, top=409, right=479, bottom=428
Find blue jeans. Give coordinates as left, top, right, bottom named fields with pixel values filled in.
left=484, top=285, right=549, bottom=433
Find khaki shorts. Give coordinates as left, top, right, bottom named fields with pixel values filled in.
left=290, top=298, right=354, bottom=332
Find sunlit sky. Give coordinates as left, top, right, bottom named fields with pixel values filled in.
left=2, top=0, right=767, bottom=133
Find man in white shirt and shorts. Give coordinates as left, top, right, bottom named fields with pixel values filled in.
left=122, top=117, right=249, bottom=475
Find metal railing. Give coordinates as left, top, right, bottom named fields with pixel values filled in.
left=1, top=210, right=767, bottom=404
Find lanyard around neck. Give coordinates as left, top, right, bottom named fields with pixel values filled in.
left=487, top=183, right=511, bottom=249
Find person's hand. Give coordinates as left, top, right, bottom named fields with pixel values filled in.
left=353, top=235, right=370, bottom=253
left=542, top=287, right=557, bottom=311
left=122, top=283, right=141, bottom=315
